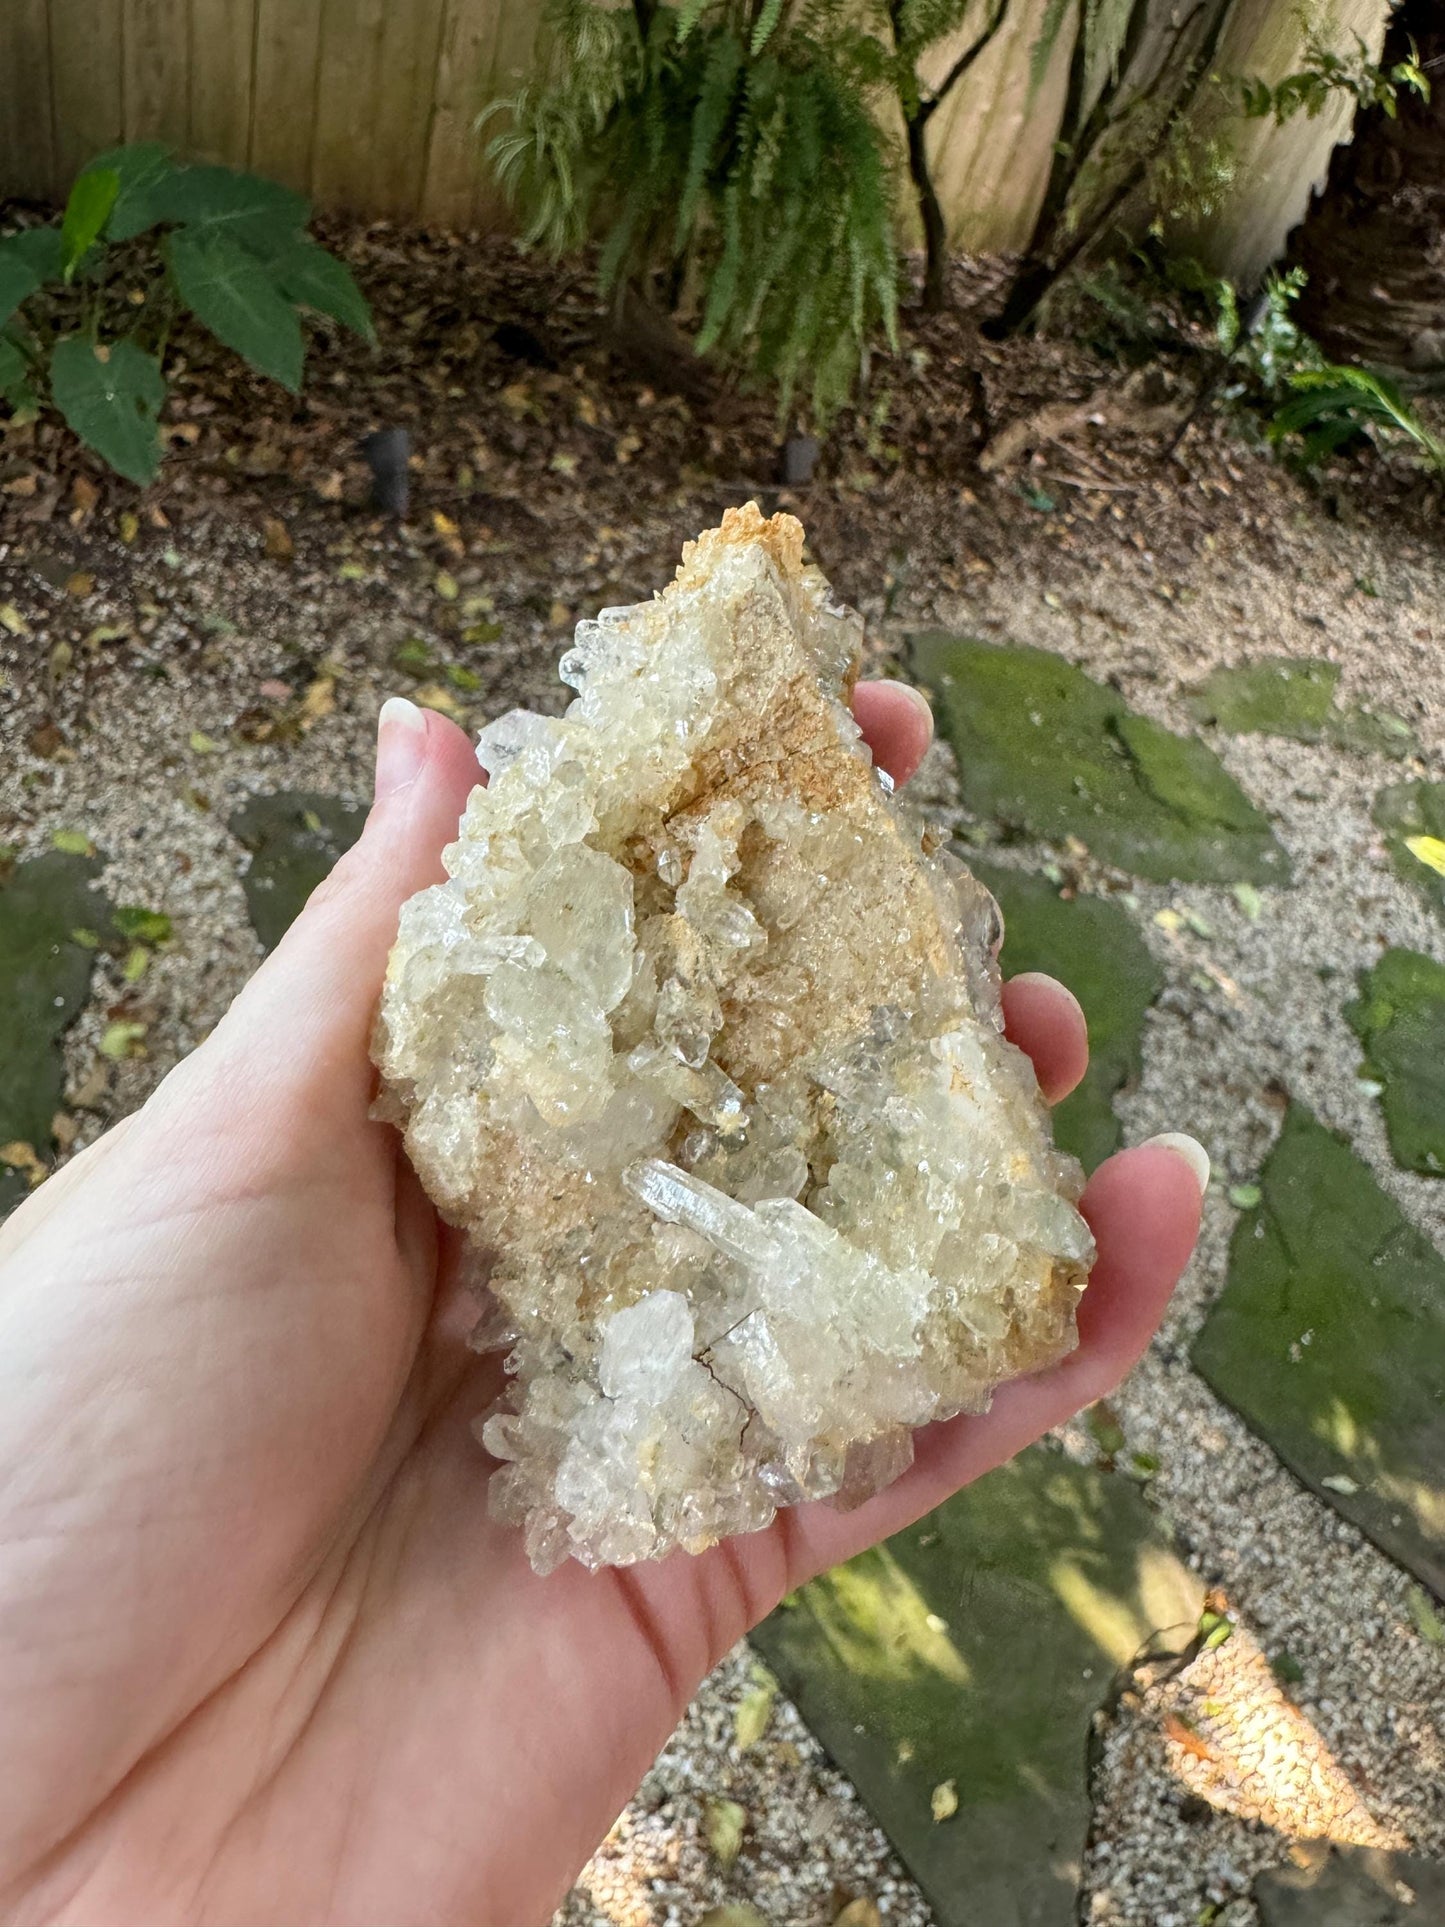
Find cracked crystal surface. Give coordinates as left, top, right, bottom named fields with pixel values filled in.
left=373, top=505, right=1093, bottom=1573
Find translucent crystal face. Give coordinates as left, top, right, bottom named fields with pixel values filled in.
left=373, top=504, right=1093, bottom=1573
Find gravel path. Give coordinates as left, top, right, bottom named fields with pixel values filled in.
left=3, top=232, right=1444, bottom=1924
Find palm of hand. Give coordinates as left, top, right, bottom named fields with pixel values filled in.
left=0, top=694, right=1200, bottom=1927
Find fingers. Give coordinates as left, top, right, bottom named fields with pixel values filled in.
left=1001, top=972, right=1088, bottom=1104
left=852, top=679, right=933, bottom=787
left=776, top=1136, right=1206, bottom=1587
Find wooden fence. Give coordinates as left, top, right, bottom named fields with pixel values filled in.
left=0, top=0, right=1388, bottom=280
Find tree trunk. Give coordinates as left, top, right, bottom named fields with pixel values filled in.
left=906, top=115, right=951, bottom=312
left=1289, top=0, right=1445, bottom=372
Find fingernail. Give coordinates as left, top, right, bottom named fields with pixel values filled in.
left=897, top=681, right=935, bottom=744
left=375, top=696, right=427, bottom=799
left=1142, top=1132, right=1211, bottom=1195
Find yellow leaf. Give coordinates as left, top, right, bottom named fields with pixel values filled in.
left=51, top=828, right=94, bottom=856
left=0, top=603, right=29, bottom=636
left=435, top=570, right=460, bottom=601
left=0, top=1141, right=47, bottom=1187
left=834, top=1902, right=882, bottom=1927
left=65, top=571, right=95, bottom=597
left=930, top=1779, right=958, bottom=1823
left=411, top=682, right=465, bottom=719
left=297, top=677, right=336, bottom=730
left=701, top=1795, right=746, bottom=1869
left=99, top=1020, right=148, bottom=1061
left=734, top=1679, right=775, bottom=1751
left=432, top=511, right=459, bottom=537
left=1405, top=835, right=1445, bottom=878
left=189, top=730, right=222, bottom=754
left=118, top=510, right=140, bottom=544
left=263, top=515, right=294, bottom=561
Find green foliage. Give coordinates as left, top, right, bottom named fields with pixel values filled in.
left=1238, top=26, right=1429, bottom=126
left=49, top=337, right=166, bottom=486
left=0, top=145, right=373, bottom=483
left=485, top=0, right=898, bottom=421
left=1272, top=365, right=1445, bottom=472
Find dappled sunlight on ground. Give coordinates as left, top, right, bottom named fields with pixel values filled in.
left=1153, top=1619, right=1404, bottom=1848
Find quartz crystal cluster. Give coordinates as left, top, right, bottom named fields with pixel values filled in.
left=373, top=505, right=1093, bottom=1573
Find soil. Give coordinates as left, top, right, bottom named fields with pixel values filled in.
left=3, top=221, right=1445, bottom=1927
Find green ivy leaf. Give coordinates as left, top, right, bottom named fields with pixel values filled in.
left=267, top=238, right=374, bottom=342
left=50, top=337, right=165, bottom=485
left=61, top=167, right=120, bottom=280
left=166, top=228, right=304, bottom=392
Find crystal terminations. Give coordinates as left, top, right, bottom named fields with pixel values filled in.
left=373, top=507, right=1093, bottom=1572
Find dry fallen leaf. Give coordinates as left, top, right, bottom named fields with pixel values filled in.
left=701, top=1795, right=747, bottom=1869
left=734, top=1678, right=775, bottom=1751
left=65, top=571, right=95, bottom=597
left=410, top=682, right=466, bottom=719
left=834, top=1901, right=883, bottom=1927
left=930, top=1779, right=959, bottom=1823
left=0, top=603, right=30, bottom=636
left=98, top=1020, right=148, bottom=1061
left=0, top=1141, right=47, bottom=1187
left=71, top=475, right=100, bottom=519
left=118, top=510, right=140, bottom=544
left=51, top=1110, right=80, bottom=1152
left=263, top=516, right=294, bottom=561
left=68, top=1060, right=111, bottom=1110
left=296, top=676, right=336, bottom=730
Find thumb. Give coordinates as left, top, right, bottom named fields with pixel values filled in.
left=203, top=698, right=484, bottom=1105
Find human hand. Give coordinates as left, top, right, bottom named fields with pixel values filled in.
left=0, top=684, right=1203, bottom=1927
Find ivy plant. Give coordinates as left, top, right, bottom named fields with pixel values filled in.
left=0, top=145, right=374, bottom=484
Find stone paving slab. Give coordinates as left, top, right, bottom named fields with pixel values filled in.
left=228, top=791, right=367, bottom=951
left=1255, top=1844, right=1445, bottom=1925
left=1346, top=949, right=1445, bottom=1178
left=751, top=1444, right=1203, bottom=1927
left=969, top=859, right=1161, bottom=1171
left=910, top=634, right=1289, bottom=886
left=0, top=849, right=107, bottom=1156
left=1193, top=1102, right=1445, bottom=1599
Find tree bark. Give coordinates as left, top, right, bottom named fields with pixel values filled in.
left=907, top=115, right=952, bottom=311
left=1289, top=0, right=1445, bottom=372
left=985, top=0, right=1229, bottom=338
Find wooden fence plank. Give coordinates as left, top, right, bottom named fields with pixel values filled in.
left=1191, top=0, right=1390, bottom=282
left=123, top=0, right=190, bottom=147
left=48, top=0, right=123, bottom=187
left=188, top=0, right=254, bottom=167
left=422, top=0, right=507, bottom=229
left=0, top=0, right=58, bottom=202
left=2, top=0, right=1387, bottom=283
left=366, top=0, right=449, bottom=218
left=311, top=0, right=390, bottom=210
left=248, top=0, right=324, bottom=192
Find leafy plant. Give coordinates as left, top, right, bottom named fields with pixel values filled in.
left=1272, top=364, right=1445, bottom=470
left=0, top=145, right=374, bottom=484
left=484, top=0, right=898, bottom=421
left=1238, top=22, right=1429, bottom=125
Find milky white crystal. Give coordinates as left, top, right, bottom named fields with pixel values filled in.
left=373, top=505, right=1093, bottom=1573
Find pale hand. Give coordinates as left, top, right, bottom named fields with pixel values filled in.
left=0, top=686, right=1203, bottom=1926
